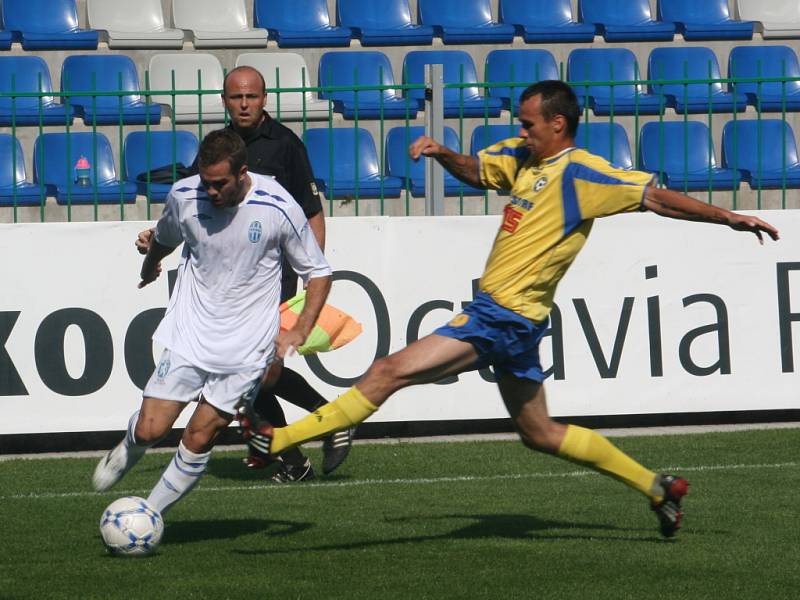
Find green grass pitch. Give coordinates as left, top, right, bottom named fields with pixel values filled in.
left=1, top=428, right=799, bottom=599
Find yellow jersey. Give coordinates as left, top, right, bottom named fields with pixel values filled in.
left=478, top=137, right=655, bottom=322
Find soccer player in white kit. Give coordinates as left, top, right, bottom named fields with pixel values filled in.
left=92, top=129, right=332, bottom=516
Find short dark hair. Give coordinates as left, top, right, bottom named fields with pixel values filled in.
left=222, top=65, right=266, bottom=97
left=519, top=80, right=580, bottom=138
left=198, top=129, right=247, bottom=174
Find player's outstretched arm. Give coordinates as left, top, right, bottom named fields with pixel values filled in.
left=275, top=275, right=332, bottom=358
left=643, top=186, right=780, bottom=244
left=409, top=135, right=484, bottom=189
left=138, top=240, right=176, bottom=289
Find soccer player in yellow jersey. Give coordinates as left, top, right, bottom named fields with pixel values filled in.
left=243, top=80, right=780, bottom=537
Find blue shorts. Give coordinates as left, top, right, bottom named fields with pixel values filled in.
left=434, top=292, right=549, bottom=382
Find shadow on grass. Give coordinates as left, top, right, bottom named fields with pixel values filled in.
left=164, top=518, right=312, bottom=545
left=233, top=512, right=668, bottom=555
left=205, top=455, right=354, bottom=483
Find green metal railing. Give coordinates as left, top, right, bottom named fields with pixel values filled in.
left=1, top=63, right=798, bottom=222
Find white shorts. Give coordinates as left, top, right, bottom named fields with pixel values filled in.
left=143, top=349, right=265, bottom=415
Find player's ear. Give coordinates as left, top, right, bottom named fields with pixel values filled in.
left=551, top=114, right=566, bottom=135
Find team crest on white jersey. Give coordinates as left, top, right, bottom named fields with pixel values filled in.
left=156, top=358, right=170, bottom=380
left=533, top=176, right=548, bottom=192
left=248, top=221, right=263, bottom=243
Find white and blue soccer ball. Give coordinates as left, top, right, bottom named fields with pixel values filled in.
left=99, top=496, right=164, bottom=557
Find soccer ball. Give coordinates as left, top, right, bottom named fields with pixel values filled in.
left=99, top=496, right=164, bottom=557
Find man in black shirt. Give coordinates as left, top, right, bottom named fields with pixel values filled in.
left=137, top=66, right=353, bottom=482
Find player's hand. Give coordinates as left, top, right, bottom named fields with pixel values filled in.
left=138, top=260, right=162, bottom=289
left=727, top=214, right=780, bottom=244
left=409, top=136, right=444, bottom=161
left=276, top=329, right=304, bottom=359
left=135, top=228, right=155, bottom=255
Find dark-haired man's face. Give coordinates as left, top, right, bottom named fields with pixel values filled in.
left=223, top=69, right=266, bottom=132
left=517, top=95, right=567, bottom=164
left=199, top=160, right=249, bottom=208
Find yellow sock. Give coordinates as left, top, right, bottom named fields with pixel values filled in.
left=558, top=425, right=660, bottom=500
left=271, top=386, right=378, bottom=454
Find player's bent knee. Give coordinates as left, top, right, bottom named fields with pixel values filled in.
left=133, top=416, right=170, bottom=445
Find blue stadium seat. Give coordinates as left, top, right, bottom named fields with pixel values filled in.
left=498, top=0, right=595, bottom=43
left=721, top=119, right=800, bottom=189
left=485, top=49, right=559, bottom=115
left=336, top=0, right=433, bottom=46
left=574, top=122, right=633, bottom=169
left=124, top=131, right=199, bottom=201
left=648, top=47, right=747, bottom=114
left=728, top=46, right=800, bottom=111
left=577, top=0, right=674, bottom=42
left=253, top=0, right=351, bottom=47
left=639, top=121, right=739, bottom=191
left=568, top=49, right=665, bottom=116
left=33, top=133, right=137, bottom=204
left=61, top=55, right=161, bottom=126
left=304, top=127, right=402, bottom=198
left=0, top=134, right=43, bottom=206
left=657, top=0, right=753, bottom=40
left=404, top=50, right=502, bottom=118
left=318, top=51, right=417, bottom=120
left=1, top=0, right=98, bottom=49
left=0, top=29, right=11, bottom=49
left=0, top=56, right=75, bottom=126
left=386, top=126, right=483, bottom=196
left=470, top=124, right=518, bottom=155
left=417, top=0, right=515, bottom=44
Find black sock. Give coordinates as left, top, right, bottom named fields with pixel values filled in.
left=272, top=367, right=328, bottom=412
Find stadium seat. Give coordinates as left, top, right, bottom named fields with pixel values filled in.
left=87, top=0, right=184, bottom=49
left=254, top=0, right=351, bottom=48
left=1, top=0, right=98, bottom=49
left=404, top=50, right=502, bottom=118
left=336, top=0, right=434, bottom=46
left=577, top=0, right=674, bottom=42
left=172, top=0, right=267, bottom=48
left=639, top=121, right=739, bottom=191
left=417, top=0, right=515, bottom=44
left=33, top=132, right=137, bottom=204
left=721, top=120, right=800, bottom=189
left=236, top=53, right=329, bottom=121
left=728, top=46, right=800, bottom=112
left=568, top=49, right=665, bottom=116
left=0, top=134, right=43, bottom=206
left=657, top=0, right=752, bottom=40
left=60, top=55, right=161, bottom=126
left=470, top=124, right=519, bottom=155
left=485, top=49, right=559, bottom=115
left=0, top=56, right=75, bottom=126
left=648, top=47, right=747, bottom=114
left=386, top=126, right=483, bottom=196
left=0, top=29, right=11, bottom=49
left=735, top=0, right=800, bottom=39
left=318, top=51, right=417, bottom=120
left=148, top=53, right=226, bottom=123
left=574, top=122, right=633, bottom=169
left=123, top=131, right=199, bottom=201
left=498, top=0, right=595, bottom=43
left=303, top=127, right=402, bottom=198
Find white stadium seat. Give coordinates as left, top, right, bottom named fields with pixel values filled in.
left=735, top=0, right=800, bottom=38
left=148, top=53, right=227, bottom=123
left=235, top=52, right=330, bottom=121
left=87, top=0, right=184, bottom=49
left=172, top=0, right=268, bottom=48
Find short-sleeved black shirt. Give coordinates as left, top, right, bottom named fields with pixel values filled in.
left=232, top=114, right=323, bottom=219
left=191, top=113, right=322, bottom=219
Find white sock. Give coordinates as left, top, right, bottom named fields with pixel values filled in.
left=147, top=441, right=211, bottom=515
left=123, top=410, right=150, bottom=463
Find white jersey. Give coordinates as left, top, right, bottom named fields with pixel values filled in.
left=152, top=172, right=331, bottom=374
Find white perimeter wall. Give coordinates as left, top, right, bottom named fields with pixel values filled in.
left=1, top=210, right=799, bottom=434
